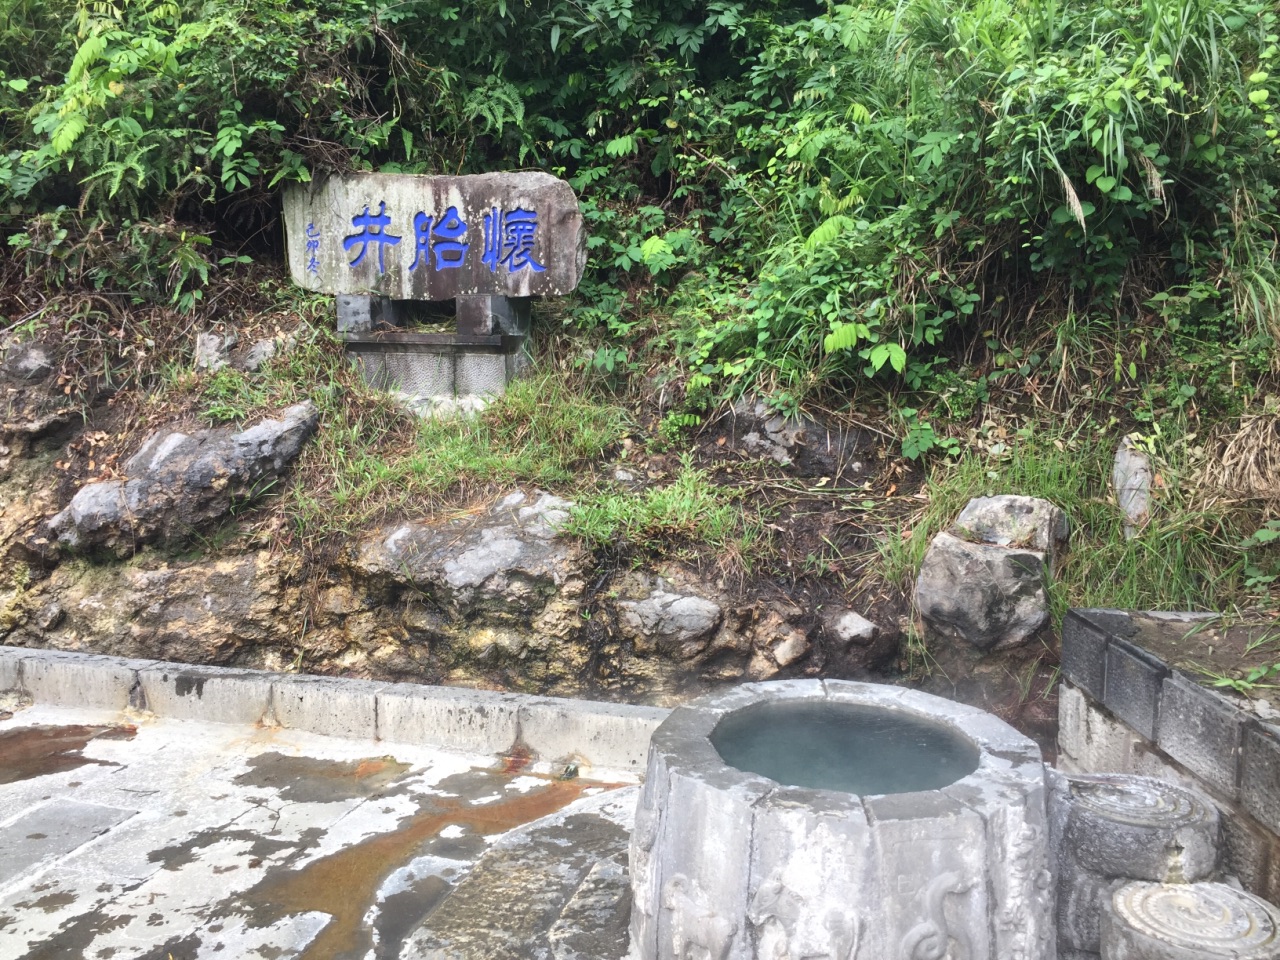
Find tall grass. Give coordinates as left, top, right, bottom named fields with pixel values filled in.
left=877, top=422, right=1255, bottom=620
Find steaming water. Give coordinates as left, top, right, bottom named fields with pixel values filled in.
left=710, top=700, right=980, bottom=795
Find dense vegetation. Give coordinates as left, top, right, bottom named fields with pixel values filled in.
left=2, top=0, right=1279, bottom=618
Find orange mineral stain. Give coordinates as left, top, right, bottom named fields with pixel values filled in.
left=242, top=773, right=606, bottom=960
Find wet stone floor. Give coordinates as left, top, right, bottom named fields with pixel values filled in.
left=0, top=704, right=637, bottom=960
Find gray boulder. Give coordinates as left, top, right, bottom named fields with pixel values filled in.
left=915, top=531, right=1050, bottom=650
left=616, top=590, right=723, bottom=659
left=1112, top=435, right=1153, bottom=540
left=46, top=402, right=318, bottom=554
left=354, top=490, right=581, bottom=619
left=917, top=494, right=1069, bottom=650
left=954, top=494, right=1070, bottom=572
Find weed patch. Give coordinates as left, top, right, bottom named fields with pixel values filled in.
left=566, top=455, right=769, bottom=569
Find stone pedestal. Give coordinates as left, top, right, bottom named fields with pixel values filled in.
left=456, top=295, right=530, bottom=337
left=1051, top=773, right=1220, bottom=954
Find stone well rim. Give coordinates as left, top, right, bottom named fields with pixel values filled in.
left=649, top=679, right=1044, bottom=805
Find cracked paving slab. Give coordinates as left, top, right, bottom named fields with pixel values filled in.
left=0, top=704, right=637, bottom=959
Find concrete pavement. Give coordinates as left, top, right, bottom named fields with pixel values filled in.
left=0, top=647, right=660, bottom=959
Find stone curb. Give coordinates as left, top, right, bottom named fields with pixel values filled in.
left=1062, top=609, right=1255, bottom=799
left=0, top=645, right=669, bottom=775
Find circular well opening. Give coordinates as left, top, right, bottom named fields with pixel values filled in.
left=710, top=699, right=980, bottom=795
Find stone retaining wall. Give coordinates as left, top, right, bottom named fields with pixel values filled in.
left=0, top=644, right=669, bottom=778
left=1058, top=609, right=1280, bottom=903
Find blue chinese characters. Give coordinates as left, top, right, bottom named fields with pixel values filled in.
left=304, top=223, right=321, bottom=275
left=410, top=206, right=470, bottom=272
left=335, top=201, right=543, bottom=276
left=482, top=207, right=545, bottom=273
left=343, top=202, right=402, bottom=274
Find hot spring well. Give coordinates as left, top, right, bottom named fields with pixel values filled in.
left=629, top=680, right=1054, bottom=960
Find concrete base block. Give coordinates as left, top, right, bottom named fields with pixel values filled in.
left=456, top=295, right=530, bottom=337
left=505, top=342, right=532, bottom=380
left=517, top=697, right=668, bottom=774
left=456, top=352, right=509, bottom=397
left=377, top=683, right=521, bottom=756
left=20, top=653, right=151, bottom=711
left=270, top=675, right=386, bottom=740
left=353, top=350, right=455, bottom=396
left=337, top=294, right=399, bottom=333
left=337, top=294, right=373, bottom=333
left=137, top=664, right=274, bottom=725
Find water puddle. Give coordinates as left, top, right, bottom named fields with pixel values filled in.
left=0, top=724, right=136, bottom=785
left=231, top=768, right=604, bottom=960
left=232, top=752, right=412, bottom=803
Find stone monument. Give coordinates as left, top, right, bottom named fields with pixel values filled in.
left=283, top=172, right=586, bottom=402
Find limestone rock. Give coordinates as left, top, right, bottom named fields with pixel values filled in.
left=30, top=551, right=290, bottom=664
left=46, top=402, right=318, bottom=555
left=768, top=629, right=811, bottom=667
left=915, top=531, right=1049, bottom=650
left=195, top=332, right=235, bottom=371
left=1, top=341, right=53, bottom=382
left=616, top=590, right=722, bottom=659
left=729, top=397, right=866, bottom=479
left=0, top=347, right=76, bottom=443
left=954, top=494, right=1069, bottom=572
left=824, top=609, right=878, bottom=647
left=354, top=490, right=581, bottom=620
left=237, top=338, right=278, bottom=372
left=820, top=607, right=899, bottom=675
left=1112, top=435, right=1153, bottom=539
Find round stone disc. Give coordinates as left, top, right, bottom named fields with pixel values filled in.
left=1071, top=775, right=1211, bottom=828
left=1103, top=881, right=1280, bottom=959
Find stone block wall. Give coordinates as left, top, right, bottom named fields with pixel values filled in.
left=1058, top=608, right=1280, bottom=902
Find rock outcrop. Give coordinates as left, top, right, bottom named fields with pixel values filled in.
left=354, top=490, right=582, bottom=620
left=729, top=397, right=867, bottom=480
left=45, top=402, right=318, bottom=555
left=616, top=589, right=723, bottom=659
